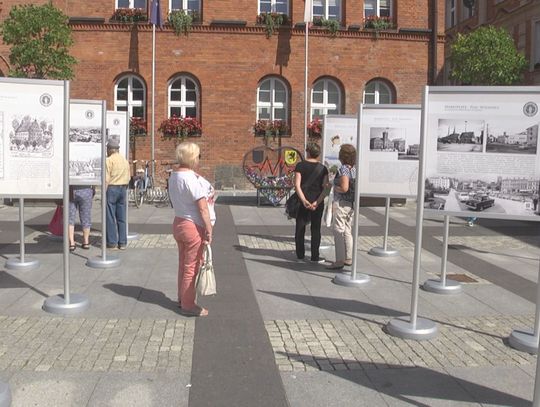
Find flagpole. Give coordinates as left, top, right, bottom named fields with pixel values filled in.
left=151, top=23, right=156, bottom=180
left=304, top=18, right=309, bottom=156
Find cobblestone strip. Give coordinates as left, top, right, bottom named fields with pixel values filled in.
left=433, top=235, right=540, bottom=252
left=0, top=316, right=194, bottom=373
left=265, top=316, right=536, bottom=372
left=238, top=235, right=414, bottom=252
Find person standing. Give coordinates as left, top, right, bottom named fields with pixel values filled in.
left=326, top=144, right=356, bottom=270
left=169, top=142, right=214, bottom=316
left=294, top=142, right=329, bottom=263
left=68, top=185, right=94, bottom=251
left=105, top=139, right=130, bottom=250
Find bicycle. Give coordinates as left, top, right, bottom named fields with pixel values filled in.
left=131, top=160, right=155, bottom=208
left=154, top=161, right=175, bottom=208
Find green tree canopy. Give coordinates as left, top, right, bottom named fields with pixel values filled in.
left=1, top=3, right=77, bottom=79
left=450, top=25, right=528, bottom=86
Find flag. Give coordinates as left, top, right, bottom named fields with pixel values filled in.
left=304, top=0, right=313, bottom=23
left=150, top=0, right=163, bottom=28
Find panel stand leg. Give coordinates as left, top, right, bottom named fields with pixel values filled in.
left=125, top=189, right=139, bottom=241
left=43, top=90, right=90, bottom=315
left=423, top=215, right=462, bottom=295
left=509, top=261, right=540, bottom=354
left=6, top=198, right=39, bottom=271
left=386, top=89, right=437, bottom=340
left=369, top=197, right=399, bottom=257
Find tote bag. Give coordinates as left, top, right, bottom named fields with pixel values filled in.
left=196, top=245, right=217, bottom=296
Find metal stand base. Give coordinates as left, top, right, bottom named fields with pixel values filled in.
left=86, top=255, right=121, bottom=269
left=127, top=232, right=139, bottom=241
left=5, top=257, right=39, bottom=271
left=508, top=328, right=538, bottom=354
left=332, top=271, right=370, bottom=287
left=422, top=279, right=462, bottom=295
left=46, top=233, right=63, bottom=241
left=369, top=246, right=399, bottom=257
left=43, top=293, right=90, bottom=315
left=386, top=316, right=438, bottom=340
left=0, top=380, right=10, bottom=407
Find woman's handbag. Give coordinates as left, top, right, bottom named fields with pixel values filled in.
left=48, top=205, right=63, bottom=236
left=196, top=245, right=216, bottom=296
left=285, top=193, right=301, bottom=219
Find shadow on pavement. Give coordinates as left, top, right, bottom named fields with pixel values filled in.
left=284, top=352, right=531, bottom=406
left=0, top=271, right=49, bottom=297
left=103, top=283, right=180, bottom=312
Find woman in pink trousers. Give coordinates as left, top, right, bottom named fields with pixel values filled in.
left=168, top=142, right=214, bottom=316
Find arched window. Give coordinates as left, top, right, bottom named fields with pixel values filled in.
left=114, top=75, right=146, bottom=118
left=364, top=0, right=391, bottom=18
left=311, top=78, right=341, bottom=119
left=117, top=0, right=146, bottom=9
left=363, top=80, right=393, bottom=104
left=313, top=0, right=341, bottom=20
left=168, top=75, right=199, bottom=118
left=170, top=0, right=201, bottom=16
left=257, top=77, right=288, bottom=121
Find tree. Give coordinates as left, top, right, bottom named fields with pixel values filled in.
left=1, top=3, right=77, bottom=79
left=449, top=25, right=528, bottom=86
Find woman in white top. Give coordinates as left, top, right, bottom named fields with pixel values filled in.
left=169, top=142, right=213, bottom=316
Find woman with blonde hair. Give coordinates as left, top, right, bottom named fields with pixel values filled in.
left=326, top=144, right=356, bottom=270
left=169, top=141, right=214, bottom=316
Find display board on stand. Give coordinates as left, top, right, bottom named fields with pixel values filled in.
left=0, top=78, right=66, bottom=198
left=358, top=105, right=421, bottom=198
left=321, top=115, right=357, bottom=172
left=69, top=100, right=104, bottom=185
left=423, top=87, right=540, bottom=222
left=106, top=110, right=129, bottom=159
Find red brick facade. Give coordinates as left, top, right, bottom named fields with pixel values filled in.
left=0, top=0, right=445, bottom=188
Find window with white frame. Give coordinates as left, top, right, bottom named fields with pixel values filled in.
left=364, top=0, right=391, bottom=18
left=170, top=0, right=201, bottom=14
left=363, top=80, right=393, bottom=104
left=311, top=79, right=341, bottom=119
left=115, top=75, right=146, bottom=118
left=257, top=78, right=288, bottom=122
left=534, top=21, right=540, bottom=68
left=168, top=76, right=199, bottom=118
left=313, top=0, right=341, bottom=20
left=259, top=0, right=288, bottom=14
left=447, top=0, right=456, bottom=28
left=117, top=0, right=146, bottom=9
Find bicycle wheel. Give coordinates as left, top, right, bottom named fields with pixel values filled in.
left=134, top=179, right=144, bottom=208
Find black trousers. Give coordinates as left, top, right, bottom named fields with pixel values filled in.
left=295, top=204, right=324, bottom=261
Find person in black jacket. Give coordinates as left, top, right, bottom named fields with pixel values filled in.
left=294, top=142, right=329, bottom=263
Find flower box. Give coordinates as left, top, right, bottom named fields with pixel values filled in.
left=363, top=16, right=394, bottom=30
left=307, top=118, right=322, bottom=139
left=111, top=8, right=148, bottom=23
left=130, top=117, right=147, bottom=137
left=159, top=116, right=202, bottom=139
left=253, top=119, right=289, bottom=138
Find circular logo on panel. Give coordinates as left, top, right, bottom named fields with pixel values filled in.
left=85, top=110, right=94, bottom=120
left=524, top=102, right=538, bottom=117
left=113, top=118, right=120, bottom=126
left=40, top=93, right=52, bottom=107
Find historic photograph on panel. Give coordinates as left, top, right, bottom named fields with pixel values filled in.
left=9, top=115, right=54, bottom=157
left=369, top=127, right=419, bottom=160
left=437, top=119, right=484, bottom=152
left=424, top=174, right=539, bottom=216
left=69, top=125, right=102, bottom=180
left=485, top=120, right=538, bottom=154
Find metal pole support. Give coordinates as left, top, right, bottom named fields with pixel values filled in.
left=5, top=198, right=40, bottom=271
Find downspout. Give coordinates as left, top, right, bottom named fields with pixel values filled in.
left=431, top=0, right=439, bottom=85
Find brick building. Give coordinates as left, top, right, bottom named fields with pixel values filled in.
left=444, top=0, right=540, bottom=85
left=0, top=0, right=445, bottom=188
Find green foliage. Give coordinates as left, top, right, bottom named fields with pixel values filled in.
left=1, top=3, right=77, bottom=80
left=313, top=17, right=340, bottom=36
left=111, top=8, right=148, bottom=23
left=168, top=10, right=193, bottom=36
left=449, top=25, right=528, bottom=85
left=257, top=13, right=288, bottom=38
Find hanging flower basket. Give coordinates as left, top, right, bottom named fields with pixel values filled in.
left=111, top=8, right=148, bottom=23
left=159, top=116, right=202, bottom=140
left=129, top=117, right=147, bottom=138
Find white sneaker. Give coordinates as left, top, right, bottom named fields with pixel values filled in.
left=310, top=258, right=326, bottom=264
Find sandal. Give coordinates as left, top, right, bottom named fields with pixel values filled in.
left=81, top=243, right=90, bottom=250
left=69, top=245, right=76, bottom=252
left=180, top=306, right=208, bottom=317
